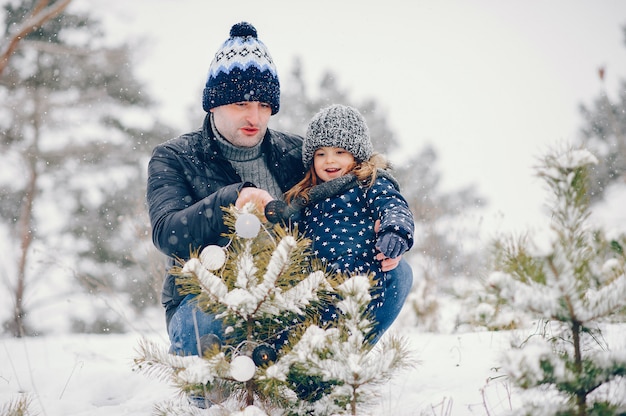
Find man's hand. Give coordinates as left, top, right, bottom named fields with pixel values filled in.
left=235, top=187, right=274, bottom=212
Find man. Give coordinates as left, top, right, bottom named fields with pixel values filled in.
left=147, top=22, right=412, bottom=357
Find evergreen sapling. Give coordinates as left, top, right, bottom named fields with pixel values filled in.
left=134, top=203, right=412, bottom=415
left=488, top=147, right=626, bottom=415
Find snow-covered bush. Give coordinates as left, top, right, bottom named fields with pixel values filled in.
left=487, top=147, right=626, bottom=415
left=134, top=205, right=413, bottom=415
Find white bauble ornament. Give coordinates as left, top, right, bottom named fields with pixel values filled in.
left=199, top=245, right=226, bottom=270
left=230, top=355, right=256, bottom=382
left=235, top=213, right=261, bottom=239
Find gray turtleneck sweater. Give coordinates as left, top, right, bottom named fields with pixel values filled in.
left=211, top=116, right=283, bottom=199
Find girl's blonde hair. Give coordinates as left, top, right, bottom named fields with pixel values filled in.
left=285, top=152, right=390, bottom=204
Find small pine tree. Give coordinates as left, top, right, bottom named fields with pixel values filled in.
left=487, top=147, right=626, bottom=415
left=134, top=204, right=412, bottom=415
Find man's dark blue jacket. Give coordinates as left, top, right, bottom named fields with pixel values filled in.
left=147, top=114, right=305, bottom=327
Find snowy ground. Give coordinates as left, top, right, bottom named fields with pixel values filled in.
left=0, top=319, right=544, bottom=416
left=3, top=309, right=626, bottom=416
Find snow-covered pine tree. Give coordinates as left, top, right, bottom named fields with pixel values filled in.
left=134, top=204, right=412, bottom=415
left=487, top=147, right=626, bottom=415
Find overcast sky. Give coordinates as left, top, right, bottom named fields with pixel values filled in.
left=87, top=0, right=626, bottom=237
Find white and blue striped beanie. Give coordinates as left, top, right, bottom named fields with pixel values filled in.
left=202, top=22, right=280, bottom=114
left=303, top=104, right=373, bottom=169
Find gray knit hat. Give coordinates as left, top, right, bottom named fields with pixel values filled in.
left=303, top=104, right=373, bottom=168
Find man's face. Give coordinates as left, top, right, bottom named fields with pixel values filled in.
left=211, top=101, right=272, bottom=147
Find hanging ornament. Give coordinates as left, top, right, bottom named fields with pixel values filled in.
left=264, top=200, right=287, bottom=223
left=235, top=213, right=261, bottom=238
left=198, top=333, right=222, bottom=356
left=230, top=355, right=256, bottom=382
left=199, top=245, right=226, bottom=270
left=252, top=344, right=277, bottom=367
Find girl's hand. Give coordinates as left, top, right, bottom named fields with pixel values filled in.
left=374, top=219, right=401, bottom=271
left=376, top=252, right=401, bottom=271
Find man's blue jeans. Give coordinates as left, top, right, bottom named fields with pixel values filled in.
left=167, top=259, right=413, bottom=355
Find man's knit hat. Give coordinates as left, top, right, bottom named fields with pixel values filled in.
left=303, top=104, right=373, bottom=168
left=202, top=22, right=280, bottom=114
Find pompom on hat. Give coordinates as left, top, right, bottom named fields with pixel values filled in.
left=202, top=22, right=280, bottom=114
left=302, top=104, right=373, bottom=168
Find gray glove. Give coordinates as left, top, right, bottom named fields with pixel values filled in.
left=376, top=232, right=408, bottom=259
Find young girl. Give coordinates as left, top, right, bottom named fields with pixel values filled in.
left=280, top=104, right=415, bottom=343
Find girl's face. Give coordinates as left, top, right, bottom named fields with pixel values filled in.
left=312, top=146, right=356, bottom=182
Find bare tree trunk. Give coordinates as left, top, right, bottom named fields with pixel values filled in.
left=571, top=321, right=587, bottom=416
left=12, top=85, right=42, bottom=338
left=0, top=0, right=72, bottom=76
left=14, top=151, right=37, bottom=337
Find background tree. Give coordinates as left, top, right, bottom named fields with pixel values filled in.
left=0, top=0, right=72, bottom=75
left=0, top=0, right=170, bottom=336
left=394, top=145, right=486, bottom=278
left=488, top=147, right=626, bottom=415
left=272, top=57, right=400, bottom=154
left=578, top=26, right=626, bottom=202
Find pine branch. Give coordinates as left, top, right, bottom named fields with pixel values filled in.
left=275, top=270, right=330, bottom=315
left=254, top=235, right=297, bottom=302
left=0, top=393, right=33, bottom=416
left=152, top=400, right=207, bottom=416
left=581, top=275, right=626, bottom=321
left=133, top=338, right=180, bottom=382
left=183, top=258, right=228, bottom=299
